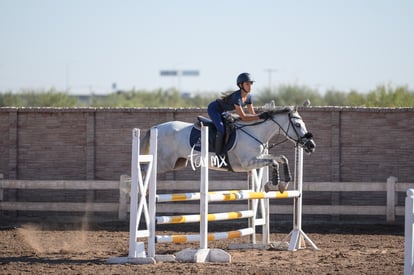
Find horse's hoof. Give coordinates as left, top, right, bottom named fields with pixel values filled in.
left=264, top=181, right=279, bottom=192
left=278, top=182, right=289, bottom=193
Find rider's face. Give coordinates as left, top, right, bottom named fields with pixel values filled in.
left=242, top=81, right=253, bottom=93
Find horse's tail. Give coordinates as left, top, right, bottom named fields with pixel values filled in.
left=140, top=129, right=151, bottom=155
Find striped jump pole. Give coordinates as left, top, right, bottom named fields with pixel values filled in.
left=156, top=210, right=255, bottom=224
left=156, top=190, right=300, bottom=202
left=156, top=228, right=255, bottom=243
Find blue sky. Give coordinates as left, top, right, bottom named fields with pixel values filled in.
left=0, top=0, right=413, bottom=95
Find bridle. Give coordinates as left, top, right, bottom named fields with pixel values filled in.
left=235, top=109, right=313, bottom=150
left=283, top=111, right=313, bottom=145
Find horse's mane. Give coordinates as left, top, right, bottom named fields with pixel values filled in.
left=267, top=107, right=293, bottom=115
left=261, top=100, right=294, bottom=114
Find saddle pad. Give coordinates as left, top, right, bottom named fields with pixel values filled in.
left=189, top=127, right=236, bottom=152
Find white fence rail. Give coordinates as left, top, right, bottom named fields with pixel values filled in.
left=0, top=177, right=127, bottom=220
left=0, top=176, right=412, bottom=222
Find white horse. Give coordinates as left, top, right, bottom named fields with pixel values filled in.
left=140, top=106, right=315, bottom=192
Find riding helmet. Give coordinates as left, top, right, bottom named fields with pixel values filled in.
left=236, top=73, right=255, bottom=87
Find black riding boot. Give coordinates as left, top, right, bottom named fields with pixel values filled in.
left=214, top=132, right=225, bottom=158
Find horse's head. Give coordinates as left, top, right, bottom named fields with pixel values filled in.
left=267, top=106, right=316, bottom=154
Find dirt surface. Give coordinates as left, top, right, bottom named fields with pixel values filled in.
left=0, top=221, right=404, bottom=274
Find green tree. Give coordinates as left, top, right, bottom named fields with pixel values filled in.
left=0, top=89, right=78, bottom=107
left=2, top=84, right=413, bottom=108
left=365, top=84, right=414, bottom=107
left=323, top=89, right=348, bottom=106
left=346, top=90, right=366, bottom=106
left=0, top=91, right=23, bottom=106
left=256, top=84, right=324, bottom=106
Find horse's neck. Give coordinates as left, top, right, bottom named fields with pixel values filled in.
left=236, top=118, right=283, bottom=143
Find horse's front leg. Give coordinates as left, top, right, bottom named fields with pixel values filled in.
left=261, top=155, right=291, bottom=193
left=263, top=160, right=279, bottom=193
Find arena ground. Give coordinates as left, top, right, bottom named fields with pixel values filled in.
left=0, top=220, right=404, bottom=274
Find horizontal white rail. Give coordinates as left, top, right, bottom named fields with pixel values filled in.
left=0, top=201, right=118, bottom=212
left=0, top=180, right=119, bottom=189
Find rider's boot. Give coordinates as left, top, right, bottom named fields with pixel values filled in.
left=214, top=132, right=225, bottom=158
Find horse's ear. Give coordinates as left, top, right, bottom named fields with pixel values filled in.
left=293, top=105, right=298, bottom=112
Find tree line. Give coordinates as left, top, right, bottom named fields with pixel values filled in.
left=0, top=84, right=413, bottom=108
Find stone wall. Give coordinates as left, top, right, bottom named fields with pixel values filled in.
left=1, top=107, right=414, bottom=183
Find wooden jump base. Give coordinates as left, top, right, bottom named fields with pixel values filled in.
left=108, top=126, right=318, bottom=265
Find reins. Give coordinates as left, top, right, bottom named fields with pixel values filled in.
left=234, top=109, right=301, bottom=150
left=235, top=125, right=265, bottom=147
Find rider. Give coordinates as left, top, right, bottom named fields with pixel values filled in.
left=207, top=72, right=270, bottom=157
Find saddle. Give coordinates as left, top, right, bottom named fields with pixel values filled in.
left=189, top=113, right=237, bottom=155
left=196, top=113, right=237, bottom=146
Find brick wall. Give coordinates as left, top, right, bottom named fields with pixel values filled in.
left=1, top=107, right=414, bottom=183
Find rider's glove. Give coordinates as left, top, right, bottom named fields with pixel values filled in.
left=259, top=112, right=271, bottom=120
